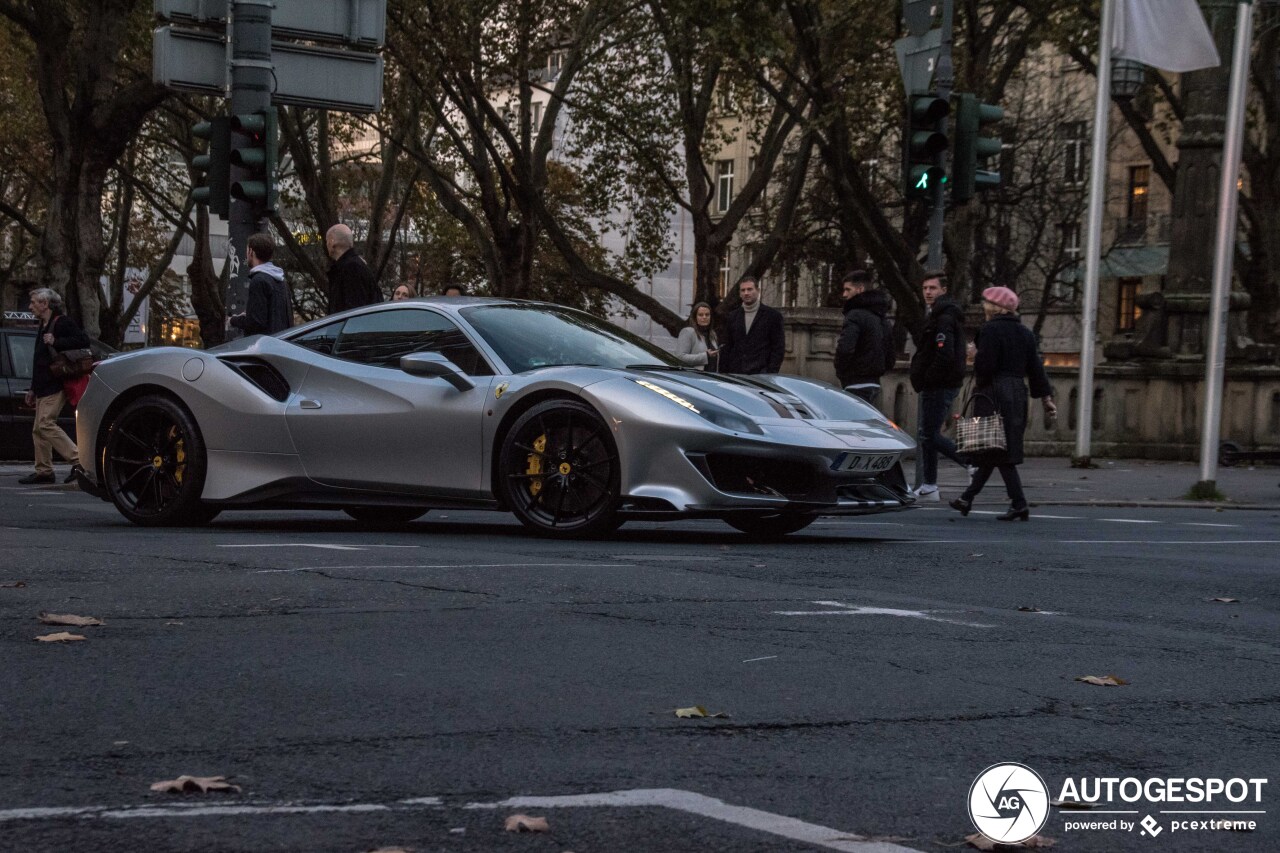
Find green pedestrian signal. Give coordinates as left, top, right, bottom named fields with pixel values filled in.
left=903, top=93, right=949, bottom=201
left=951, top=93, right=1004, bottom=203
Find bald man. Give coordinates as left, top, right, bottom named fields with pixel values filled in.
left=324, top=223, right=382, bottom=314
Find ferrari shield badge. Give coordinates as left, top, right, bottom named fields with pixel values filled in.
left=495, top=382, right=510, bottom=399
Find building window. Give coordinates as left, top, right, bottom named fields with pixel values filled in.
left=530, top=102, right=542, bottom=134
left=546, top=51, right=564, bottom=79
left=1062, top=222, right=1082, bottom=261
left=1117, top=277, right=1142, bottom=332
left=715, top=159, right=734, bottom=214
left=1061, top=121, right=1087, bottom=185
left=1127, top=165, right=1150, bottom=222
left=718, top=249, right=731, bottom=298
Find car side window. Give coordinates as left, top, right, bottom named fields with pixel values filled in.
left=290, top=320, right=345, bottom=356
left=7, top=333, right=34, bottom=381
left=332, top=309, right=493, bottom=376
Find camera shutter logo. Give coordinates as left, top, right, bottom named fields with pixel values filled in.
left=968, top=763, right=1051, bottom=843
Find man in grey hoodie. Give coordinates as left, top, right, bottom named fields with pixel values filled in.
left=230, top=232, right=292, bottom=336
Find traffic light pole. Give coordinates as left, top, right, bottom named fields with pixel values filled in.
left=226, top=0, right=273, bottom=337
left=925, top=0, right=954, bottom=271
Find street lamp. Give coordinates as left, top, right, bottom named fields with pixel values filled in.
left=1111, top=58, right=1146, bottom=100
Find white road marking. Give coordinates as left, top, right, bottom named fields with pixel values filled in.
left=255, top=563, right=630, bottom=574
left=466, top=788, right=922, bottom=852
left=1062, top=540, right=1280, bottom=545
left=220, top=544, right=420, bottom=552
left=0, top=789, right=921, bottom=850
left=1098, top=518, right=1160, bottom=524
left=1031, top=514, right=1081, bottom=520
left=1182, top=522, right=1240, bottom=528
left=0, top=797, right=443, bottom=822
left=773, top=600, right=994, bottom=629
left=742, top=656, right=778, bottom=663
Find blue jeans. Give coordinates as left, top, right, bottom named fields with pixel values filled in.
left=918, top=388, right=965, bottom=484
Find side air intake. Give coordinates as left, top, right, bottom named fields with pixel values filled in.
left=219, top=356, right=290, bottom=402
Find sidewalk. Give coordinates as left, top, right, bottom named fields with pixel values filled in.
left=930, top=456, right=1280, bottom=510
left=4, top=458, right=1280, bottom=509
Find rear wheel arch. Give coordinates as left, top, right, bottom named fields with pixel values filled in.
left=94, top=385, right=193, bottom=481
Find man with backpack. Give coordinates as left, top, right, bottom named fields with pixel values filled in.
left=834, top=270, right=896, bottom=406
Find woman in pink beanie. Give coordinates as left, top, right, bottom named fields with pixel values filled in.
left=949, top=287, right=1057, bottom=521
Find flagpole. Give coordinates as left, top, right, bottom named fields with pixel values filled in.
left=1194, top=0, right=1255, bottom=496
left=1073, top=0, right=1115, bottom=467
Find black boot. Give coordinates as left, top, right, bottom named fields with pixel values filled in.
left=18, top=472, right=55, bottom=485
left=949, top=497, right=972, bottom=516
left=64, top=464, right=86, bottom=484
left=996, top=506, right=1030, bottom=522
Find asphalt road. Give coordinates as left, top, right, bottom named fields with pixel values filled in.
left=1, top=477, right=1277, bottom=852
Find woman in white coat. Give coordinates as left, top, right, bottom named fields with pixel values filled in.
left=674, top=302, right=719, bottom=371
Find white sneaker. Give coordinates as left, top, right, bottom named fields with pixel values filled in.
left=914, top=484, right=940, bottom=501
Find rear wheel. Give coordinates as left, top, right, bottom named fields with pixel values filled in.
left=724, top=513, right=817, bottom=539
left=498, top=399, right=621, bottom=538
left=103, top=395, right=211, bottom=526
left=343, top=507, right=427, bottom=526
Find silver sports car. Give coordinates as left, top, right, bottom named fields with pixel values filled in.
left=75, top=298, right=915, bottom=538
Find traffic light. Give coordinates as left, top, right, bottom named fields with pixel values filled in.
left=951, top=93, right=1004, bottom=203
left=191, top=116, right=230, bottom=218
left=229, top=107, right=278, bottom=219
left=903, top=93, right=949, bottom=200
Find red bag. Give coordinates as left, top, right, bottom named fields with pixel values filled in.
left=63, top=374, right=90, bottom=407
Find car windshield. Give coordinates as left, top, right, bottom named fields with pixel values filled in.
left=461, top=304, right=682, bottom=373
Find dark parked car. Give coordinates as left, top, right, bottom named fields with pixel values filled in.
left=1, top=312, right=117, bottom=460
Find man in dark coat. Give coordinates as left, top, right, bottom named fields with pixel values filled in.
left=908, top=271, right=968, bottom=500
left=324, top=223, right=382, bottom=314
left=834, top=270, right=895, bottom=405
left=719, top=277, right=785, bottom=374
left=230, top=232, right=292, bottom=336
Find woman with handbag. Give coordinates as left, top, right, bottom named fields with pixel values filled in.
left=20, top=288, right=89, bottom=485
left=949, top=287, right=1056, bottom=521
left=674, top=302, right=720, bottom=372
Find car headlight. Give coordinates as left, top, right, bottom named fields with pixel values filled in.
left=632, top=379, right=760, bottom=434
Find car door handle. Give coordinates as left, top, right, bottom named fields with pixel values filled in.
left=299, top=399, right=322, bottom=409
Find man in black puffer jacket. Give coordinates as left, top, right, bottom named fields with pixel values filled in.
left=908, top=271, right=968, bottom=500
left=834, top=270, right=895, bottom=405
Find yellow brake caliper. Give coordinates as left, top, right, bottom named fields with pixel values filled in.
left=526, top=434, right=546, bottom=496
left=174, top=436, right=186, bottom=484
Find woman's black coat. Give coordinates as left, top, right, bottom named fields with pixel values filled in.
left=971, top=313, right=1053, bottom=465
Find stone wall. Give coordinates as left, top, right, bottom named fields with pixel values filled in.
left=781, top=308, right=1280, bottom=460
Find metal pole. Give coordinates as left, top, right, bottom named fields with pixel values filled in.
left=926, top=0, right=954, bottom=270
left=1073, top=0, right=1115, bottom=467
left=1195, top=0, right=1254, bottom=494
left=226, top=0, right=274, bottom=337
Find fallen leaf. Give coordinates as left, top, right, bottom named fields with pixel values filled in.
left=1, top=581, right=26, bottom=588
left=34, top=632, right=87, bottom=643
left=965, top=833, right=1056, bottom=850
left=1075, top=674, right=1129, bottom=687
left=149, top=775, right=241, bottom=794
left=674, top=705, right=730, bottom=719
left=38, top=611, right=103, bottom=627
left=1017, top=606, right=1041, bottom=613
left=504, top=814, right=550, bottom=833
left=1208, top=597, right=1240, bottom=604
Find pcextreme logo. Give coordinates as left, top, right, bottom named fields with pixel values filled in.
left=969, top=765, right=1268, bottom=842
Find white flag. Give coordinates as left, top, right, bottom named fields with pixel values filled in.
left=1113, top=0, right=1221, bottom=73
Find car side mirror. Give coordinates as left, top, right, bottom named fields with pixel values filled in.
left=400, top=351, right=475, bottom=391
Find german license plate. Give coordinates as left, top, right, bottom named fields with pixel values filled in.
left=833, top=452, right=898, bottom=473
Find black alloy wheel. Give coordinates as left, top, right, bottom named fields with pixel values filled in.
left=103, top=395, right=214, bottom=526
left=343, top=507, right=428, bottom=526
left=498, top=399, right=621, bottom=538
left=724, top=512, right=817, bottom=539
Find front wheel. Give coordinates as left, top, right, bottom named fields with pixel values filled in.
left=498, top=399, right=621, bottom=538
left=103, top=394, right=210, bottom=526
left=724, top=513, right=817, bottom=539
